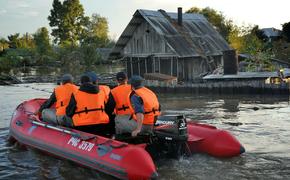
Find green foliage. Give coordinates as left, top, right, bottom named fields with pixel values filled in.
left=82, top=14, right=110, bottom=48
left=244, top=51, right=274, bottom=72
left=0, top=38, right=9, bottom=52
left=33, top=27, right=54, bottom=65
left=7, top=33, right=35, bottom=49
left=48, top=0, right=89, bottom=46
left=272, top=40, right=290, bottom=61
left=0, top=48, right=35, bottom=73
left=7, top=33, right=20, bottom=48
left=251, top=25, right=268, bottom=42
left=33, top=27, right=51, bottom=56
left=79, top=44, right=100, bottom=67
left=282, top=22, right=290, bottom=42
left=186, top=7, right=234, bottom=42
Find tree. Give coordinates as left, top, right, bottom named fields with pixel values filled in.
left=251, top=25, right=267, bottom=42
left=186, top=7, right=234, bottom=42
left=7, top=33, right=35, bottom=49
left=82, top=14, right=109, bottom=47
left=282, top=22, right=290, bottom=42
left=7, top=33, right=21, bottom=48
left=33, top=27, right=51, bottom=55
left=0, top=38, right=9, bottom=52
left=48, top=0, right=89, bottom=46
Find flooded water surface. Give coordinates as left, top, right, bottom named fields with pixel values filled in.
left=1, top=83, right=290, bottom=179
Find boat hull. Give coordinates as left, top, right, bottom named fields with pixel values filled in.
left=9, top=98, right=245, bottom=179
left=10, top=99, right=157, bottom=180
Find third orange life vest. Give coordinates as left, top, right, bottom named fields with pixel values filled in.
left=128, top=87, right=161, bottom=125
left=111, top=84, right=132, bottom=115
left=99, top=85, right=110, bottom=103
left=72, top=90, right=109, bottom=126
left=54, top=83, right=78, bottom=116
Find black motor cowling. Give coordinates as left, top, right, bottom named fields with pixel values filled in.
left=154, top=114, right=188, bottom=141
left=148, top=114, right=188, bottom=159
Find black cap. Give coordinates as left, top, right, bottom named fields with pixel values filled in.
left=85, top=71, right=98, bottom=82
left=129, top=75, right=144, bottom=89
left=116, top=72, right=127, bottom=82
left=80, top=74, right=91, bottom=84
left=61, top=74, right=73, bottom=84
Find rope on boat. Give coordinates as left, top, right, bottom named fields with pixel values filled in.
left=30, top=120, right=128, bottom=148
left=30, top=120, right=97, bottom=141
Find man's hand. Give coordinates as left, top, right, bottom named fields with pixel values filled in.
left=131, top=128, right=141, bottom=137
left=34, top=110, right=40, bottom=116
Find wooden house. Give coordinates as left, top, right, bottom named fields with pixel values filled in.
left=108, top=8, right=237, bottom=81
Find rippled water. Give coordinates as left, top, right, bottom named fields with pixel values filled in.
left=1, top=84, right=290, bottom=179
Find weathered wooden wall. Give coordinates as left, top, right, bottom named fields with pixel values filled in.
left=124, top=21, right=174, bottom=55
left=123, top=20, right=225, bottom=81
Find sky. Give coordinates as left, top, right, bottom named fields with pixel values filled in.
left=1, top=0, right=290, bottom=40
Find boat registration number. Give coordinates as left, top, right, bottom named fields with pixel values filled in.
left=67, top=137, right=94, bottom=152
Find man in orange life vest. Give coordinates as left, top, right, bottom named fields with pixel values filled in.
left=38, top=74, right=78, bottom=125
left=85, top=71, right=111, bottom=103
left=117, top=75, right=161, bottom=137
left=111, top=72, right=132, bottom=134
left=85, top=71, right=116, bottom=135
left=65, top=74, right=115, bottom=136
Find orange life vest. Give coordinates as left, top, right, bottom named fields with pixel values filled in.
left=72, top=90, right=109, bottom=126
left=54, top=83, right=78, bottom=116
left=128, top=87, right=161, bottom=125
left=99, top=85, right=110, bottom=103
left=111, top=84, right=132, bottom=115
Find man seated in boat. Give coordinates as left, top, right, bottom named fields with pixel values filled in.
left=116, top=75, right=161, bottom=137
left=37, top=74, right=78, bottom=125
left=111, top=72, right=132, bottom=134
left=85, top=71, right=116, bottom=135
left=64, top=74, right=114, bottom=136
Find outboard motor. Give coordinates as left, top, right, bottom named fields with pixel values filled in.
left=151, top=114, right=188, bottom=158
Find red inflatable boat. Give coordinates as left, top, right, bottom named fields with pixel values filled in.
left=9, top=99, right=245, bottom=180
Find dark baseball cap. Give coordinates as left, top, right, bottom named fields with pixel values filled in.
left=129, top=75, right=144, bottom=89
left=61, top=74, right=73, bottom=83
left=80, top=74, right=92, bottom=84
left=116, top=72, right=127, bottom=81
left=85, top=71, right=99, bottom=82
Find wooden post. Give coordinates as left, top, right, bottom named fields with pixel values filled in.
left=138, top=57, right=140, bottom=76
left=125, top=57, right=128, bottom=74
left=159, top=57, right=161, bottom=73
left=177, top=57, right=179, bottom=79
left=183, top=58, right=185, bottom=79
left=171, top=57, right=173, bottom=76
left=153, top=57, right=155, bottom=73
left=145, top=58, right=147, bottom=73
left=130, top=57, right=133, bottom=77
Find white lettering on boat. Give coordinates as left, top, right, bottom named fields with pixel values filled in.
left=155, top=120, right=175, bottom=125
left=67, top=137, right=94, bottom=152
left=78, top=141, right=94, bottom=151
left=67, top=137, right=80, bottom=147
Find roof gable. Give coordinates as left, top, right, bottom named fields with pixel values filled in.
left=109, top=9, right=232, bottom=59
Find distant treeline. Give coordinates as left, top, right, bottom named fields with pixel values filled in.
left=0, top=0, right=115, bottom=74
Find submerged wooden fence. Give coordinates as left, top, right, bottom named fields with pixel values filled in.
left=147, top=80, right=290, bottom=95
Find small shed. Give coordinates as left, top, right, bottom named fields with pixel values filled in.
left=109, top=8, right=237, bottom=81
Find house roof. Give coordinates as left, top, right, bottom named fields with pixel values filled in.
left=109, top=9, right=232, bottom=60
left=261, top=28, right=282, bottom=38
